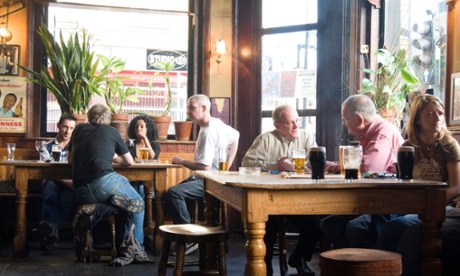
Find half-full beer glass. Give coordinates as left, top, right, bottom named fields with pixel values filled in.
left=292, top=149, right=306, bottom=173
left=218, top=146, right=229, bottom=171
left=309, top=147, right=326, bottom=180
left=343, top=145, right=362, bottom=181
left=397, top=146, right=415, bottom=180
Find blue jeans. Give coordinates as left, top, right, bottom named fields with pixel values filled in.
left=320, top=214, right=398, bottom=249
left=74, top=172, right=145, bottom=246
left=41, top=179, right=77, bottom=231
left=165, top=175, right=203, bottom=224
left=377, top=208, right=460, bottom=276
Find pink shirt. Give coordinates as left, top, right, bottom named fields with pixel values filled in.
left=358, top=116, right=404, bottom=173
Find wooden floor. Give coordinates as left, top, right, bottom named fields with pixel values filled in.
left=0, top=230, right=321, bottom=276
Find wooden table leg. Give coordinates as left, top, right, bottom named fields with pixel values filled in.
left=143, top=177, right=155, bottom=236
left=244, top=222, right=266, bottom=276
left=13, top=167, right=28, bottom=258
left=154, top=169, right=168, bottom=253
left=420, top=188, right=445, bottom=276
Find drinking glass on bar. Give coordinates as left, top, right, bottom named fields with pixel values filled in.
left=35, top=140, right=48, bottom=162
left=397, top=146, right=415, bottom=180
left=309, top=147, right=326, bottom=180
left=343, top=145, right=362, bottom=181
left=292, top=148, right=306, bottom=174
left=139, top=147, right=149, bottom=164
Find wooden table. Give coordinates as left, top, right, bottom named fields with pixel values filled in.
left=196, top=171, right=447, bottom=276
left=0, top=160, right=181, bottom=257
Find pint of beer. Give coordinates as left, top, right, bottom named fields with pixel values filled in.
left=292, top=149, right=306, bottom=173
left=309, top=147, right=326, bottom=180
left=339, top=146, right=352, bottom=175
left=343, top=145, right=362, bottom=181
left=219, top=161, right=229, bottom=171
left=397, top=146, right=414, bottom=180
left=51, top=144, right=61, bottom=162
left=139, top=147, right=149, bottom=163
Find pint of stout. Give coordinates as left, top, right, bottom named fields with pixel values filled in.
left=51, top=145, right=61, bottom=162
left=309, top=147, right=326, bottom=180
left=397, top=146, right=415, bottom=180
left=139, top=148, right=149, bottom=163
left=343, top=145, right=362, bottom=180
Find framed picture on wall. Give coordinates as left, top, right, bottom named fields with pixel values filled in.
left=210, top=97, right=231, bottom=125
left=0, top=45, right=20, bottom=76
left=450, top=72, right=460, bottom=125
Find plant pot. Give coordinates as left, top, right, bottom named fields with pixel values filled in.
left=174, top=121, right=193, bottom=141
left=111, top=113, right=129, bottom=140
left=73, top=113, right=87, bottom=125
left=150, top=116, right=172, bottom=140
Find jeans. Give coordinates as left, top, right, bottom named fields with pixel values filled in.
left=165, top=175, right=203, bottom=224
left=41, top=179, right=77, bottom=231
left=264, top=215, right=321, bottom=273
left=320, top=214, right=398, bottom=249
left=74, top=172, right=145, bottom=246
left=377, top=208, right=460, bottom=276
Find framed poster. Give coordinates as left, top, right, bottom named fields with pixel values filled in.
left=450, top=73, right=460, bottom=125
left=211, top=97, right=231, bottom=125
left=0, top=76, right=26, bottom=133
left=0, top=45, right=20, bottom=75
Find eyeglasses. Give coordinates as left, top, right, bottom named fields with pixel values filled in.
left=341, top=115, right=356, bottom=124
left=279, top=118, right=302, bottom=127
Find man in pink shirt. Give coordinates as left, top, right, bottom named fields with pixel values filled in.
left=321, top=94, right=404, bottom=249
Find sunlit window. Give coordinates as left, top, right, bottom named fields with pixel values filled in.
left=44, top=1, right=189, bottom=134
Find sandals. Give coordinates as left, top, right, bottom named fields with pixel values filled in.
left=111, top=194, right=144, bottom=213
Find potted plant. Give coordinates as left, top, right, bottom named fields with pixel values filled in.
left=174, top=117, right=193, bottom=141
left=19, top=23, right=106, bottom=121
left=132, top=59, right=176, bottom=140
left=97, top=54, right=145, bottom=139
left=359, top=47, right=419, bottom=125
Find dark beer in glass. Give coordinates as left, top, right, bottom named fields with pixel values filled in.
left=309, top=147, right=326, bottom=180
left=397, top=146, right=415, bottom=180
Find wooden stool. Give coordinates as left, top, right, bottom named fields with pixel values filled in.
left=73, top=204, right=118, bottom=262
left=158, top=224, right=228, bottom=276
left=320, top=248, right=402, bottom=276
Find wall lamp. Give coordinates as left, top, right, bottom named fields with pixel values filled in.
left=215, top=35, right=227, bottom=64
left=0, top=0, right=27, bottom=47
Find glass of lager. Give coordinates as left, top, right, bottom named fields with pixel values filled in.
left=339, top=145, right=352, bottom=175
left=218, top=146, right=229, bottom=171
left=343, top=145, right=362, bottom=181
left=139, top=147, right=149, bottom=164
left=292, top=149, right=306, bottom=173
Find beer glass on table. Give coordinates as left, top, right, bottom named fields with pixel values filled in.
left=35, top=140, right=47, bottom=162
left=339, top=145, right=352, bottom=175
left=51, top=144, right=62, bottom=162
left=292, top=149, right=306, bottom=174
left=139, top=147, right=149, bottom=164
left=343, top=145, right=362, bottom=181
left=397, top=146, right=415, bottom=180
left=218, top=146, right=228, bottom=171
left=309, top=147, right=326, bottom=180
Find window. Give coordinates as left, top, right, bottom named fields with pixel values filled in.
left=42, top=1, right=190, bottom=135
left=261, top=0, right=317, bottom=135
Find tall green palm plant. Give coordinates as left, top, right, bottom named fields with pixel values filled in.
left=19, top=23, right=105, bottom=114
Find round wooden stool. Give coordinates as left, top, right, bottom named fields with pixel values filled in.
left=320, top=248, right=402, bottom=276
left=158, top=224, right=228, bottom=276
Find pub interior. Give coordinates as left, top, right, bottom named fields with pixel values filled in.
left=1, top=0, right=460, bottom=275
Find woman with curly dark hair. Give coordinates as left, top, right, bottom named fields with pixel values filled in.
left=125, top=115, right=161, bottom=248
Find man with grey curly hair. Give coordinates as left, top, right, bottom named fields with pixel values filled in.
left=68, top=103, right=147, bottom=250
